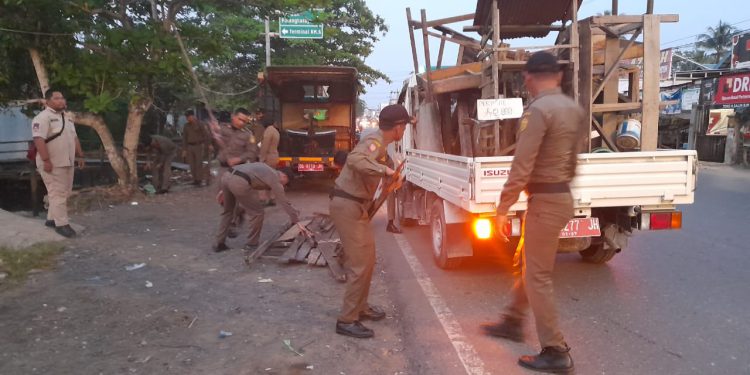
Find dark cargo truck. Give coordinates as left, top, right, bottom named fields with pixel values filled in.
left=259, top=66, right=358, bottom=174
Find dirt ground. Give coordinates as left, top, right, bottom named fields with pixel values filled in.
left=0, top=178, right=409, bottom=375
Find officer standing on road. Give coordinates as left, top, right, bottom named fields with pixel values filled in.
left=481, top=51, right=586, bottom=373
left=259, top=117, right=281, bottom=206
left=31, top=88, right=85, bottom=238
left=182, top=110, right=211, bottom=186
left=213, top=162, right=299, bottom=252
left=329, top=104, right=408, bottom=339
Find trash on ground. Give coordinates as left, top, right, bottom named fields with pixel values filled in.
left=125, top=263, right=146, bottom=271
left=219, top=330, right=233, bottom=338
left=130, top=201, right=139, bottom=206
left=57, top=307, right=67, bottom=312
left=258, top=278, right=273, bottom=283
left=283, top=339, right=304, bottom=356
left=145, top=281, right=153, bottom=288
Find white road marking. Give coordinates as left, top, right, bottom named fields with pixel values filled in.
left=393, top=234, right=489, bottom=375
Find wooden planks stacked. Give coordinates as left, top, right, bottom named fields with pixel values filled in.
left=274, top=214, right=347, bottom=283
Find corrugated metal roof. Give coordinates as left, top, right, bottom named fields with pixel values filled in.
left=473, top=0, right=582, bottom=39
left=265, top=66, right=359, bottom=89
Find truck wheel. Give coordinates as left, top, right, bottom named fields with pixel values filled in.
left=430, top=200, right=463, bottom=269
left=579, top=243, right=617, bottom=264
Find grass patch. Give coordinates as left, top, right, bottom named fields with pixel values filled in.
left=0, top=242, right=64, bottom=282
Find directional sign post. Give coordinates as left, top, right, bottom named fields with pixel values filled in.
left=279, top=11, right=324, bottom=39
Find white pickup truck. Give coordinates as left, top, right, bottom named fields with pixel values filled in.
left=395, top=127, right=698, bottom=269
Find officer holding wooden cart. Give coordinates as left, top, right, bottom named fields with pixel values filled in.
left=329, top=104, right=408, bottom=339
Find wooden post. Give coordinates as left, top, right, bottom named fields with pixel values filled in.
left=491, top=1, right=501, bottom=154
left=641, top=14, right=660, bottom=151
left=570, top=0, right=579, bottom=103
left=420, top=9, right=434, bottom=102
left=405, top=8, right=421, bottom=76
left=646, top=0, right=654, bottom=14
left=612, top=0, right=619, bottom=15
left=603, top=35, right=621, bottom=147
left=579, top=20, right=593, bottom=152
left=437, top=33, right=446, bottom=69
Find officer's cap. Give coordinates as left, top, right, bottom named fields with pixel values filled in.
left=524, top=51, right=561, bottom=74
left=379, top=104, right=410, bottom=130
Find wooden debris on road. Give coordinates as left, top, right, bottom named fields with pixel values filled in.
left=260, top=213, right=347, bottom=282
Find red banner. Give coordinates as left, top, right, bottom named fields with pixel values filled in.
left=715, top=72, right=750, bottom=105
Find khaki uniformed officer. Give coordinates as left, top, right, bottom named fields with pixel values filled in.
left=213, top=162, right=299, bottom=252
left=214, top=108, right=259, bottom=237
left=330, top=104, right=408, bottom=339
left=31, top=88, right=85, bottom=238
left=144, top=134, right=177, bottom=194
left=481, top=52, right=586, bottom=373
left=182, top=110, right=211, bottom=185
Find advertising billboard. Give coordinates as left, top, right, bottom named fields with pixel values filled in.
left=731, top=32, right=750, bottom=70
left=714, top=72, right=750, bottom=107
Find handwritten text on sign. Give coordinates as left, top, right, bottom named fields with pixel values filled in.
left=477, top=98, right=524, bottom=121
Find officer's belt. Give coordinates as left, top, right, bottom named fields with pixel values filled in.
left=187, top=141, right=203, bottom=145
left=228, top=168, right=252, bottom=185
left=330, top=189, right=367, bottom=204
left=527, top=182, right=570, bottom=194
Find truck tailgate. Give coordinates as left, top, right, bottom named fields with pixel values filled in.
left=473, top=150, right=697, bottom=213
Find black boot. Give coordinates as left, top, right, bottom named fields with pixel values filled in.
left=44, top=220, right=55, bottom=228
left=386, top=220, right=402, bottom=234
left=54, top=224, right=76, bottom=238
left=335, top=320, right=374, bottom=338
left=480, top=315, right=524, bottom=342
left=212, top=242, right=230, bottom=253
left=518, top=345, right=574, bottom=374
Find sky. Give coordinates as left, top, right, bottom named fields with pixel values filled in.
left=360, top=0, right=750, bottom=109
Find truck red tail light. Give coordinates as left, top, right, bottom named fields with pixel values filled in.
left=473, top=218, right=492, bottom=240
left=642, top=211, right=682, bottom=230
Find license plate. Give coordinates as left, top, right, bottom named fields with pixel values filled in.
left=559, top=218, right=601, bottom=238
left=298, top=163, right=324, bottom=172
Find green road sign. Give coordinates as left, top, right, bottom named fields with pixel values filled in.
left=279, top=11, right=324, bottom=39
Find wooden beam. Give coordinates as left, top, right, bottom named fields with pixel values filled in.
left=641, top=14, right=660, bottom=151
left=406, top=8, right=420, bottom=76
left=437, top=33, right=446, bottom=68
left=421, top=9, right=434, bottom=102
left=427, top=62, right=482, bottom=81
left=432, top=74, right=482, bottom=94
left=411, top=13, right=475, bottom=30
left=592, top=102, right=642, bottom=112
left=579, top=20, right=594, bottom=152
left=491, top=0, right=500, bottom=154
left=494, top=44, right=575, bottom=51
left=590, top=14, right=678, bottom=24
left=426, top=30, right=482, bottom=49
left=612, top=0, right=618, bottom=15
left=646, top=0, right=654, bottom=14
left=570, top=0, right=580, bottom=104
left=464, top=24, right=565, bottom=33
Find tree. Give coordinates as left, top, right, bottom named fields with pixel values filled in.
left=673, top=48, right=713, bottom=71
left=696, top=20, right=738, bottom=64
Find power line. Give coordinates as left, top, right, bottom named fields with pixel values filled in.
left=662, top=18, right=750, bottom=47
left=0, top=27, right=75, bottom=37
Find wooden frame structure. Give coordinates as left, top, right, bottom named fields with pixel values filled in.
left=404, top=0, right=677, bottom=157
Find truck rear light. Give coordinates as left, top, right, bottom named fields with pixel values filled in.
left=473, top=218, right=492, bottom=240
left=642, top=211, right=682, bottom=230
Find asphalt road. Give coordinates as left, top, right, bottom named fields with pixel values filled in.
left=371, top=164, right=750, bottom=375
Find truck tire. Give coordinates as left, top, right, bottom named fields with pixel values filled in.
left=430, top=200, right=463, bottom=269
left=579, top=243, right=617, bottom=264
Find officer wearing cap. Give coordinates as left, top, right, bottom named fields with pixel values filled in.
left=330, top=104, right=408, bottom=338
left=481, top=51, right=586, bottom=373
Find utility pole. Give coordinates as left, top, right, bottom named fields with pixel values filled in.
left=265, top=18, right=271, bottom=66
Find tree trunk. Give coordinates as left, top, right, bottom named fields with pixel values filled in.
left=122, top=97, right=153, bottom=186
left=73, top=112, right=131, bottom=186
left=28, top=48, right=50, bottom=96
